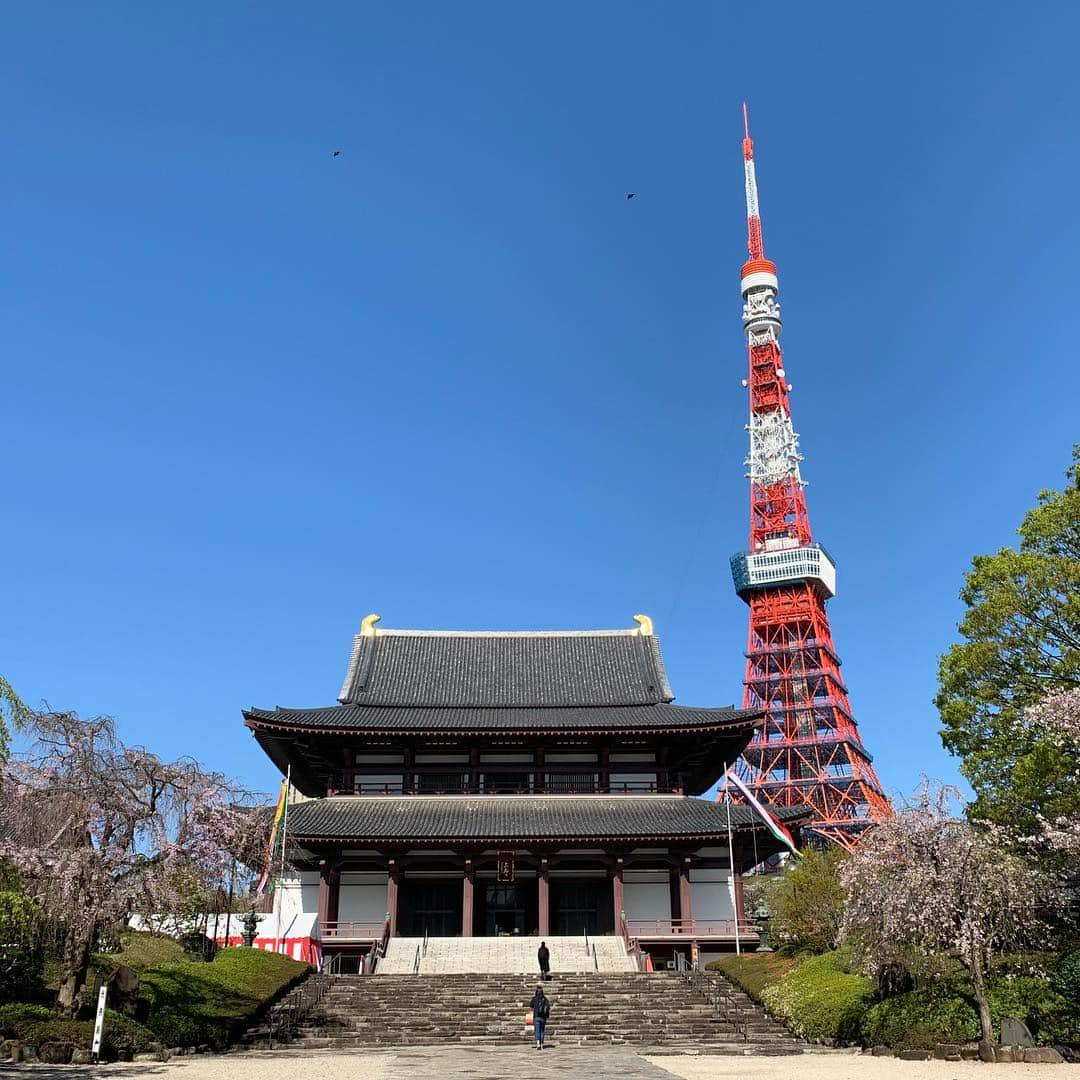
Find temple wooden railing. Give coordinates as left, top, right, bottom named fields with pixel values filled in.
left=623, top=918, right=758, bottom=940
left=328, top=768, right=684, bottom=797
left=319, top=920, right=386, bottom=942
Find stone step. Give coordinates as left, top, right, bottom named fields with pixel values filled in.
left=246, top=966, right=802, bottom=1051
left=287, top=1032, right=803, bottom=1049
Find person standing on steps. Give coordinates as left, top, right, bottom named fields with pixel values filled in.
left=537, top=940, right=551, bottom=981
left=530, top=984, right=551, bottom=1049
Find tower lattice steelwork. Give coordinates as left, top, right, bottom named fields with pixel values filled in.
left=725, top=107, right=891, bottom=850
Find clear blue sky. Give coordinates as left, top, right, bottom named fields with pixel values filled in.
left=3, top=3, right=1078, bottom=802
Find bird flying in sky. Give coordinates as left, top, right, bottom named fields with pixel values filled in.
left=332, top=149, right=342, bottom=157
left=626, top=192, right=635, bottom=200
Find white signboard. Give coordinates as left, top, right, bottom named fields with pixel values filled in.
left=91, top=985, right=108, bottom=1059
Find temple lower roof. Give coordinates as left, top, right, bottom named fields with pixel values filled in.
left=244, top=701, right=755, bottom=735
left=285, top=794, right=809, bottom=846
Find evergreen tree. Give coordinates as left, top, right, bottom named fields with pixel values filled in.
left=937, top=446, right=1080, bottom=829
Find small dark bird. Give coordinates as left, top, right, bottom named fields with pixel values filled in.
left=332, top=150, right=342, bottom=157
left=626, top=192, right=635, bottom=200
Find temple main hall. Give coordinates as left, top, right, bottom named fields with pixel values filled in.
left=243, top=614, right=807, bottom=971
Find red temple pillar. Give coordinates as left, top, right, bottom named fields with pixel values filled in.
left=462, top=859, right=474, bottom=937
left=612, top=857, right=624, bottom=934
left=538, top=857, right=550, bottom=937
left=678, top=857, right=693, bottom=931
left=387, top=859, right=400, bottom=937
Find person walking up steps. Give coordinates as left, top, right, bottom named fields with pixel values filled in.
left=530, top=985, right=551, bottom=1049
left=537, top=940, right=551, bottom=981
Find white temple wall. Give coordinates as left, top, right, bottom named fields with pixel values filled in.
left=622, top=870, right=671, bottom=923
left=689, top=868, right=735, bottom=922
left=338, top=871, right=389, bottom=926
left=275, top=872, right=320, bottom=921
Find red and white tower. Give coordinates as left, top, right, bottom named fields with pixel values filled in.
left=726, top=106, right=891, bottom=850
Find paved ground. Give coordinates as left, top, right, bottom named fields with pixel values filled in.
left=1, top=1048, right=1075, bottom=1080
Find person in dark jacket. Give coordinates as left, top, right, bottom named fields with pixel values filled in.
left=529, top=985, right=551, bottom=1049
left=537, top=940, right=551, bottom=981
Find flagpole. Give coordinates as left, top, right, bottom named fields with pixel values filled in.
left=275, top=766, right=291, bottom=955
left=723, top=763, right=742, bottom=956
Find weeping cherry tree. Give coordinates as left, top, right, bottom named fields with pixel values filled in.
left=0, top=709, right=259, bottom=1017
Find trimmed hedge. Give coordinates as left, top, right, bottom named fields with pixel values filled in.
left=863, top=975, right=1074, bottom=1051
left=1052, top=949, right=1080, bottom=1011
left=96, top=930, right=187, bottom=972
left=862, top=987, right=978, bottom=1051
left=713, top=948, right=1079, bottom=1051
left=988, top=976, right=1074, bottom=1044
left=706, top=953, right=797, bottom=1003
left=760, top=950, right=874, bottom=1044
left=0, top=1003, right=158, bottom=1057
left=139, top=947, right=310, bottom=1048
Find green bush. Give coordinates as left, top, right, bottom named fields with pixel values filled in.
left=862, top=987, right=979, bottom=1051
left=138, top=947, right=310, bottom=1048
left=862, top=974, right=1073, bottom=1050
left=760, top=950, right=874, bottom=1044
left=142, top=1005, right=208, bottom=1048
left=0, top=892, right=43, bottom=1003
left=989, top=976, right=1073, bottom=1043
left=706, top=953, right=798, bottom=1003
left=1052, top=949, right=1080, bottom=1010
left=0, top=1003, right=158, bottom=1057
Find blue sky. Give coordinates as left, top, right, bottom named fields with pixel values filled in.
left=2, top=3, right=1078, bottom=802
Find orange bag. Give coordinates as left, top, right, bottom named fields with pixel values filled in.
left=524, top=1008, right=534, bottom=1026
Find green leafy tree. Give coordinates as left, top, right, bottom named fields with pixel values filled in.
left=0, top=891, right=43, bottom=1002
left=0, top=677, right=29, bottom=760
left=763, top=846, right=847, bottom=954
left=937, top=446, right=1080, bottom=828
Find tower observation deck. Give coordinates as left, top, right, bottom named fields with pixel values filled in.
left=723, top=107, right=891, bottom=851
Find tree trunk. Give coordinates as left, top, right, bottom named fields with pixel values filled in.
left=968, top=952, right=995, bottom=1046
left=55, top=918, right=96, bottom=1019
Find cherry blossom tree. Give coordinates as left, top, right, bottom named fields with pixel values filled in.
left=0, top=709, right=260, bottom=1017
left=1019, top=688, right=1080, bottom=860
left=840, top=782, right=1057, bottom=1047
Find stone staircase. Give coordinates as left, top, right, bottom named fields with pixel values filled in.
left=277, top=971, right=805, bottom=1053
left=376, top=935, right=636, bottom=975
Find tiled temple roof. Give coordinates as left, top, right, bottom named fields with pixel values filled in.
left=244, top=701, right=753, bottom=734
left=286, top=794, right=809, bottom=844
left=336, top=620, right=674, bottom=708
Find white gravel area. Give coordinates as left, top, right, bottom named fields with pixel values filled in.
left=646, top=1054, right=1076, bottom=1080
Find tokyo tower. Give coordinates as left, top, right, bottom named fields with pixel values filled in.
left=726, top=106, right=891, bottom=850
